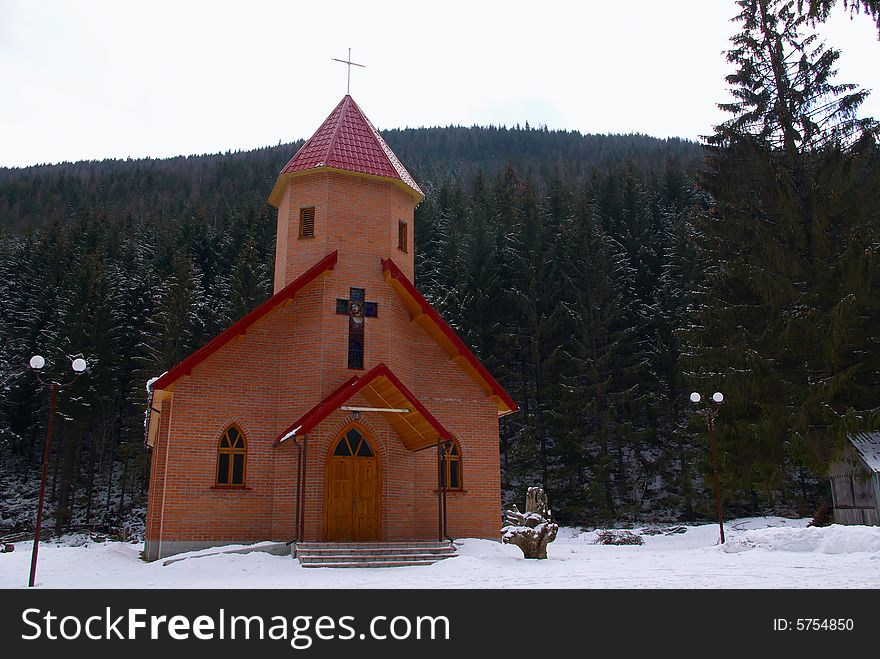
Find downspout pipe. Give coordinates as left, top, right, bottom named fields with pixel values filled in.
left=437, top=438, right=443, bottom=542
left=300, top=435, right=308, bottom=544
left=442, top=439, right=452, bottom=544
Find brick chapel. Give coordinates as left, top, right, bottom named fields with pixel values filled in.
left=143, top=95, right=517, bottom=560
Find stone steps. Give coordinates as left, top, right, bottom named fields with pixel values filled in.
left=294, top=541, right=456, bottom=568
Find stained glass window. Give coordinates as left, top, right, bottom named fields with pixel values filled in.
left=348, top=319, right=364, bottom=369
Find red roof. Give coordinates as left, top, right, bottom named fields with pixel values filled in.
left=381, top=257, right=518, bottom=416
left=274, top=362, right=452, bottom=451
left=270, top=95, right=423, bottom=204
left=151, top=251, right=338, bottom=392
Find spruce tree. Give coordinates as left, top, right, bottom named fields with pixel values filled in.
left=689, top=0, right=880, bottom=509
left=227, top=237, right=270, bottom=320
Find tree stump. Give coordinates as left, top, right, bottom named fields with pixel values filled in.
left=501, top=487, right=558, bottom=559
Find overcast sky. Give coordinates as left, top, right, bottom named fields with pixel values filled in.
left=1, top=0, right=878, bottom=168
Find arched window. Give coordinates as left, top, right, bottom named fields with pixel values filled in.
left=332, top=427, right=374, bottom=457
left=216, top=425, right=247, bottom=486
left=441, top=440, right=462, bottom=490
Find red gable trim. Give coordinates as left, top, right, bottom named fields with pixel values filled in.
left=152, top=251, right=338, bottom=392
left=381, top=257, right=518, bottom=415
left=274, top=362, right=451, bottom=448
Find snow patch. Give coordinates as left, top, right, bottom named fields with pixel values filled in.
left=455, top=538, right=523, bottom=561
left=723, top=524, right=880, bottom=554
left=278, top=426, right=301, bottom=444
left=4, top=518, right=878, bottom=589
left=145, top=373, right=165, bottom=394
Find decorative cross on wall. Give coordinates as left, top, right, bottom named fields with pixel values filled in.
left=336, top=287, right=378, bottom=369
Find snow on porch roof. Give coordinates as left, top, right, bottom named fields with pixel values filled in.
left=151, top=250, right=338, bottom=393
left=274, top=362, right=451, bottom=452
left=381, top=257, right=517, bottom=416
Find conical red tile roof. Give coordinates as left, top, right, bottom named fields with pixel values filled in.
left=269, top=95, right=423, bottom=205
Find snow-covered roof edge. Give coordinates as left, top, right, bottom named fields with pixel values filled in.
left=144, top=372, right=167, bottom=446
left=848, top=432, right=880, bottom=472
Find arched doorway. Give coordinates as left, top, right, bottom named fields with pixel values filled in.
left=324, top=426, right=380, bottom=541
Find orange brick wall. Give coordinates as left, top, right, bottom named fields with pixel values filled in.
left=276, top=172, right=415, bottom=292
left=143, top=169, right=502, bottom=560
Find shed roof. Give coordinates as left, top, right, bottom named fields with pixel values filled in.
left=848, top=432, right=880, bottom=472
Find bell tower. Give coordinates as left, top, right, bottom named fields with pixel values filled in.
left=267, top=95, right=423, bottom=294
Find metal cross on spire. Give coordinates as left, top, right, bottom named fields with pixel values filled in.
left=332, top=48, right=365, bottom=95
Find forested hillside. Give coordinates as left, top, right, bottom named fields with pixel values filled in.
left=3, top=0, right=880, bottom=544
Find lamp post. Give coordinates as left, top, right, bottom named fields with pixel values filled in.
left=27, top=353, right=87, bottom=587
left=690, top=391, right=725, bottom=544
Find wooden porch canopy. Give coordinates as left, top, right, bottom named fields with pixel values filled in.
left=273, top=362, right=451, bottom=451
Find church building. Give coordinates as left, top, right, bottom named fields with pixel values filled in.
left=143, top=95, right=517, bottom=560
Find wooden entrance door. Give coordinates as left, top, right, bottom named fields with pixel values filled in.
left=325, top=427, right=380, bottom=541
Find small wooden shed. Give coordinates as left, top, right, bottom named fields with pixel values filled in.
left=828, top=432, right=880, bottom=526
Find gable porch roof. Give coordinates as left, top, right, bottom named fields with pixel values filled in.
left=274, top=362, right=451, bottom=451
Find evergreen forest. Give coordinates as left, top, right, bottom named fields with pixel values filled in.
left=1, top=0, right=879, bottom=537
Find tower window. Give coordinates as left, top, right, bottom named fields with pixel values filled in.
left=398, top=220, right=408, bottom=252
left=299, top=207, right=315, bottom=238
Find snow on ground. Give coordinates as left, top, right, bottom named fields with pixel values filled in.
left=2, top=517, right=879, bottom=589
